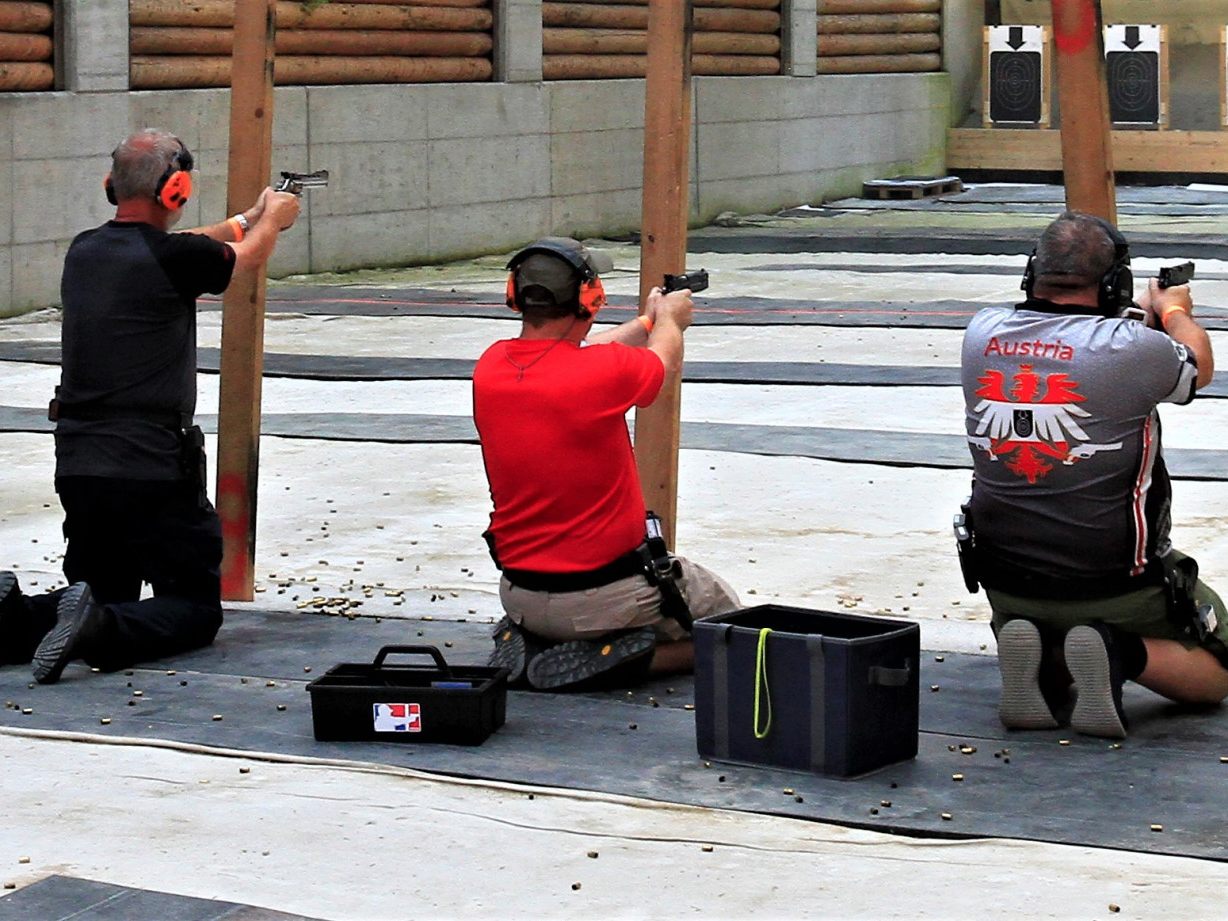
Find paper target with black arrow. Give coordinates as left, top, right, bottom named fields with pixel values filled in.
left=985, top=25, right=1049, bottom=127
left=1104, top=24, right=1167, bottom=128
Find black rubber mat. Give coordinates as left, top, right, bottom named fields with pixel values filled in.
left=3, top=406, right=1226, bottom=480
left=186, top=286, right=1225, bottom=330
left=686, top=226, right=1228, bottom=260
left=1, top=609, right=1226, bottom=861
left=0, top=875, right=320, bottom=920
left=8, top=343, right=1228, bottom=399
left=745, top=261, right=1228, bottom=282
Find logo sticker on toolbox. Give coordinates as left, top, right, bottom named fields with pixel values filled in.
left=373, top=702, right=422, bottom=733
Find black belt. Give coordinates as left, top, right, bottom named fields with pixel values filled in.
left=978, top=555, right=1165, bottom=601
left=503, top=549, right=645, bottom=594
left=50, top=398, right=190, bottom=430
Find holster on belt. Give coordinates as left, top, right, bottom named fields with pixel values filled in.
left=637, top=511, right=693, bottom=631
left=1160, top=553, right=1226, bottom=665
left=179, top=424, right=208, bottom=509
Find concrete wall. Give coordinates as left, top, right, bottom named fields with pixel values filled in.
left=0, top=0, right=952, bottom=315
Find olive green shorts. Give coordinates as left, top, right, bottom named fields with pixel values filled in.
left=987, top=553, right=1228, bottom=653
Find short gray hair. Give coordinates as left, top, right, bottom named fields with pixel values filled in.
left=110, top=129, right=184, bottom=201
left=1032, top=211, right=1118, bottom=291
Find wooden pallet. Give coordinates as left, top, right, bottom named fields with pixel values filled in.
left=861, top=176, right=964, bottom=200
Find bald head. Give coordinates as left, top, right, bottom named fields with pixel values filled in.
left=109, top=129, right=186, bottom=203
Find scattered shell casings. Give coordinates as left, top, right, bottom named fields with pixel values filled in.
left=870, top=807, right=879, bottom=815
left=1220, top=756, right=1228, bottom=764
left=1109, top=743, right=1122, bottom=750
left=941, top=812, right=953, bottom=821
left=782, top=788, right=795, bottom=795
left=266, top=680, right=277, bottom=688
left=960, top=745, right=976, bottom=755
left=701, top=845, right=714, bottom=853
left=571, top=883, right=582, bottom=891
left=880, top=800, right=892, bottom=807
left=934, top=655, right=945, bottom=663
left=239, top=767, right=251, bottom=774
left=1059, top=739, right=1071, bottom=746
left=683, top=704, right=695, bottom=711
left=930, top=685, right=941, bottom=692
left=1108, top=905, right=1121, bottom=914
left=211, top=714, right=223, bottom=721
left=17, top=857, right=29, bottom=865
left=628, top=723, right=638, bottom=730
left=20, top=708, right=31, bottom=715
left=99, top=718, right=111, bottom=725
left=1150, top=824, right=1164, bottom=832
left=586, top=851, right=598, bottom=859
left=794, top=795, right=804, bottom=803
left=952, top=773, right=964, bottom=782
left=276, top=704, right=287, bottom=712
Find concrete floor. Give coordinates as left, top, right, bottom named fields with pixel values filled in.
left=2, top=192, right=1227, bottom=919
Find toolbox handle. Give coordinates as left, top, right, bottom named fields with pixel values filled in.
left=372, top=645, right=453, bottom=677
left=868, top=660, right=912, bottom=688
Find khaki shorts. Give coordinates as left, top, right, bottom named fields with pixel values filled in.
left=499, top=557, right=740, bottom=644
left=987, top=551, right=1228, bottom=653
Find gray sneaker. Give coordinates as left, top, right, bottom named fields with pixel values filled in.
left=32, top=583, right=102, bottom=685
left=1065, top=623, right=1128, bottom=739
left=997, top=618, right=1060, bottom=730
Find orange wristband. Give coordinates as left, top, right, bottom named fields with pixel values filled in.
left=1160, top=304, right=1189, bottom=328
left=226, top=216, right=245, bottom=242
left=638, top=315, right=654, bottom=334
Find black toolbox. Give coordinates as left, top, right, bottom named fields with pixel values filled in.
left=306, top=645, right=508, bottom=746
left=693, top=605, right=919, bottom=777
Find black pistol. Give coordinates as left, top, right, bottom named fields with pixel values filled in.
left=274, top=170, right=329, bottom=195
left=1158, top=262, right=1195, bottom=289
left=662, top=269, right=708, bottom=294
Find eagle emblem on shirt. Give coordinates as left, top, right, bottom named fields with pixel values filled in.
left=967, top=363, right=1122, bottom=484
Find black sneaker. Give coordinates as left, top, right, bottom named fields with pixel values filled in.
left=32, top=583, right=103, bottom=685
left=526, top=627, right=657, bottom=692
left=0, top=571, right=24, bottom=665
left=487, top=616, right=548, bottom=688
left=997, top=619, right=1061, bottom=730
left=1065, top=623, right=1128, bottom=739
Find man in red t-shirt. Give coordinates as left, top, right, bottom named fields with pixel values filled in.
left=473, top=238, right=738, bottom=690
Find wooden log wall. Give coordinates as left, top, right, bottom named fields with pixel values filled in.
left=129, top=0, right=493, bottom=88
left=817, top=0, right=940, bottom=74
left=0, top=1, right=53, bottom=91
left=542, top=0, right=781, bottom=80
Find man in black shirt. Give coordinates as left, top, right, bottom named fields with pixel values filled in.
left=0, top=128, right=300, bottom=683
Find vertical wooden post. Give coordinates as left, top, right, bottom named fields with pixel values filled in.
left=1050, top=0, right=1116, bottom=222
left=634, top=0, right=694, bottom=548
left=216, top=0, right=276, bottom=601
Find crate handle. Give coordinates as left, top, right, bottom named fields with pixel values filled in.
left=868, top=660, right=912, bottom=688
left=372, top=645, right=452, bottom=677
left=753, top=628, right=773, bottom=739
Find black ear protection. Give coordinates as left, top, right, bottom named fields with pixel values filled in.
left=104, top=139, right=194, bottom=209
left=505, top=240, right=607, bottom=319
left=1022, top=215, right=1132, bottom=317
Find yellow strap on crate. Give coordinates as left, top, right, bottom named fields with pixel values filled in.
left=753, top=627, right=773, bottom=739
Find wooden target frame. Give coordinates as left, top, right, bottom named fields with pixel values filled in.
left=982, top=24, right=1051, bottom=128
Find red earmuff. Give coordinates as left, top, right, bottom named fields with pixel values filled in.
left=505, top=274, right=520, bottom=312
left=578, top=277, right=606, bottom=318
